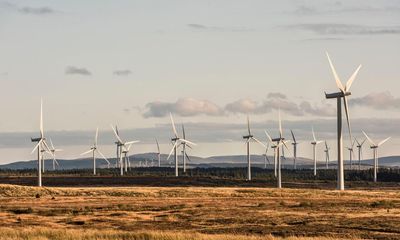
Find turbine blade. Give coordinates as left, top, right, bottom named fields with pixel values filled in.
left=42, top=140, right=52, bottom=154
left=156, top=138, right=160, bottom=153
left=326, top=52, right=344, bottom=91
left=95, top=127, right=99, bottom=146
left=125, top=140, right=140, bottom=145
left=345, top=64, right=362, bottom=92
left=182, top=124, right=186, bottom=139
left=40, top=98, right=44, bottom=137
left=170, top=113, right=179, bottom=138
left=179, top=139, right=196, bottom=146
left=264, top=130, right=273, bottom=142
left=110, top=125, right=123, bottom=143
left=362, top=131, right=375, bottom=146
left=96, top=149, right=110, bottom=164
left=80, top=149, right=94, bottom=156
left=312, top=127, right=316, bottom=142
left=167, top=142, right=178, bottom=160
left=278, top=109, right=282, bottom=138
left=49, top=138, right=55, bottom=150
left=378, top=137, right=391, bottom=147
left=31, top=140, right=42, bottom=154
left=251, top=137, right=266, bottom=148
left=247, top=115, right=251, bottom=135
left=343, top=95, right=353, bottom=147
left=290, top=130, right=296, bottom=143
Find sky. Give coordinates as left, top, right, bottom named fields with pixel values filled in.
left=0, top=0, right=399, bottom=163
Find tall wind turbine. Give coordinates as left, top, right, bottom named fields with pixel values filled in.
left=181, top=124, right=194, bottom=173
left=290, top=130, right=299, bottom=170
left=268, top=110, right=288, bottom=188
left=30, top=99, right=52, bottom=187
left=111, top=125, right=140, bottom=176
left=355, top=138, right=366, bottom=170
left=242, top=116, right=265, bottom=181
left=265, top=131, right=277, bottom=176
left=363, top=131, right=390, bottom=182
left=81, top=128, right=110, bottom=175
left=49, top=138, right=62, bottom=171
left=346, top=140, right=356, bottom=170
left=325, top=52, right=361, bottom=190
left=167, top=113, right=196, bottom=177
left=324, top=141, right=330, bottom=169
left=310, top=127, right=323, bottom=176
left=156, top=138, right=161, bottom=167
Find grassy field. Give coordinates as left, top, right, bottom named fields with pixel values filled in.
left=1, top=184, right=399, bottom=239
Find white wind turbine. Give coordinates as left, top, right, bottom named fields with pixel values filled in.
left=167, top=113, right=196, bottom=177
left=265, top=131, right=277, bottom=176
left=81, top=128, right=110, bottom=175
left=111, top=125, right=140, bottom=176
left=181, top=124, right=194, bottom=173
left=267, top=110, right=289, bottom=188
left=324, top=141, right=330, bottom=169
left=310, top=127, right=323, bottom=176
left=121, top=144, right=133, bottom=170
left=346, top=140, right=356, bottom=170
left=325, top=52, right=361, bottom=190
left=156, top=138, right=161, bottom=167
left=30, top=99, right=52, bottom=187
left=242, top=116, right=265, bottom=181
left=49, top=138, right=63, bottom=171
left=262, top=140, right=271, bottom=169
left=290, top=130, right=299, bottom=170
left=363, top=131, right=390, bottom=182
left=355, top=137, right=367, bottom=170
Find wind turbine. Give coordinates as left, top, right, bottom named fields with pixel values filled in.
left=30, top=99, right=52, bottom=187
left=324, top=141, right=330, bottom=169
left=262, top=141, right=271, bottom=169
left=121, top=144, right=133, bottom=170
left=242, top=116, right=265, bottom=181
left=181, top=124, right=194, bottom=173
left=114, top=125, right=120, bottom=168
left=310, top=127, right=323, bottom=176
left=355, top=137, right=367, bottom=170
left=111, top=125, right=140, bottom=176
left=324, top=52, right=361, bottom=190
left=346, top=140, right=356, bottom=170
left=290, top=130, right=299, bottom=170
left=363, top=131, right=390, bottom=182
left=81, top=128, right=110, bottom=175
left=167, top=113, right=196, bottom=177
left=265, top=131, right=277, bottom=176
left=156, top=138, right=161, bottom=167
left=49, top=138, right=63, bottom=171
left=267, top=110, right=288, bottom=188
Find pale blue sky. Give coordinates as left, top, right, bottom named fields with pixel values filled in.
left=0, top=0, right=399, bottom=162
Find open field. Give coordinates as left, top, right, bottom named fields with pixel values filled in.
left=1, top=184, right=400, bottom=239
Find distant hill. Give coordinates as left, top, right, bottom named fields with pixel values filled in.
left=0, top=153, right=399, bottom=170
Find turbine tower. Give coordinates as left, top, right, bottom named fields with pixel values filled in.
left=156, top=138, right=161, bottom=167
left=242, top=116, right=265, bottom=181
left=310, top=127, right=323, bottom=176
left=355, top=138, right=366, bottom=170
left=30, top=99, right=52, bottom=187
left=290, top=130, right=299, bottom=170
left=167, top=113, right=196, bottom=177
left=363, top=131, right=390, bottom=182
left=324, top=141, right=330, bottom=169
left=324, top=52, right=361, bottom=190
left=81, top=128, right=110, bottom=175
left=49, top=138, right=62, bottom=171
left=111, top=125, right=140, bottom=176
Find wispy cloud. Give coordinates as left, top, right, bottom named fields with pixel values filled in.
left=286, top=24, right=400, bottom=35
left=113, top=69, right=132, bottom=76
left=1, top=2, right=57, bottom=15
left=143, top=98, right=223, bottom=118
left=143, top=93, right=335, bottom=118
left=350, top=91, right=400, bottom=110
left=65, top=66, right=92, bottom=76
left=187, top=23, right=254, bottom=32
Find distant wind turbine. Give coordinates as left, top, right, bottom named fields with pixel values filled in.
left=242, top=116, right=265, bottom=181
left=181, top=124, right=194, bottom=173
left=310, top=127, right=323, bottom=176
left=30, top=99, right=52, bottom=187
left=156, top=138, right=161, bottom=167
left=290, top=130, right=299, bottom=170
left=363, top=131, right=390, bottom=182
left=265, top=131, right=277, bottom=176
left=324, top=52, right=361, bottom=190
left=355, top=137, right=367, bottom=170
left=49, top=138, right=62, bottom=171
left=346, top=140, right=356, bottom=170
left=167, top=113, right=196, bottom=177
left=81, top=128, right=110, bottom=175
left=324, top=141, right=330, bottom=169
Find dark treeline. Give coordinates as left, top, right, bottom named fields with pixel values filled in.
left=1, top=167, right=400, bottom=182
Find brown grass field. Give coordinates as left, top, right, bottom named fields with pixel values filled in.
left=1, top=184, right=400, bottom=239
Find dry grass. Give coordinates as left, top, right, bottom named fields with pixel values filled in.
left=1, top=184, right=400, bottom=239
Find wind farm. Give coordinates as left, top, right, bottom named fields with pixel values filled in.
left=1, top=1, right=399, bottom=239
